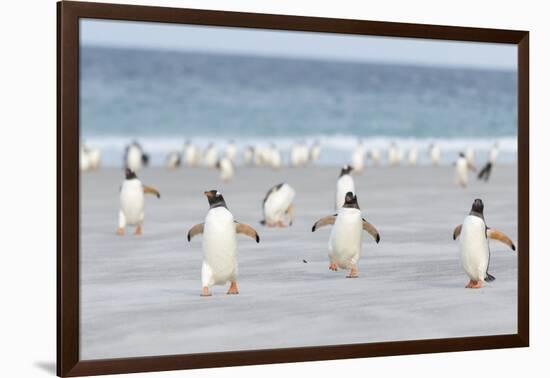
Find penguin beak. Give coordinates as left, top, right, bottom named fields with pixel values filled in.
left=204, top=191, right=211, bottom=198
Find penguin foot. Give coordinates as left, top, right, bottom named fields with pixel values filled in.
left=227, top=281, right=239, bottom=295
left=200, top=287, right=211, bottom=297
left=465, top=280, right=483, bottom=289
left=346, top=267, right=358, bottom=278
left=134, top=225, right=142, bottom=236
left=329, top=263, right=338, bottom=271
left=116, top=228, right=124, bottom=236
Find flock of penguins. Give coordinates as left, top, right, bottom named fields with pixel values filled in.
left=82, top=139, right=516, bottom=296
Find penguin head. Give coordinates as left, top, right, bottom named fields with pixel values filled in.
left=343, top=191, right=360, bottom=209
left=470, top=198, right=484, bottom=215
left=204, top=190, right=227, bottom=209
left=340, top=165, right=353, bottom=177
left=125, top=168, right=137, bottom=180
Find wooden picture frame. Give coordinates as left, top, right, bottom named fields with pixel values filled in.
left=57, top=1, right=529, bottom=376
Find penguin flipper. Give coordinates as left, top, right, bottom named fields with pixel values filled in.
left=235, top=222, right=260, bottom=243
left=311, top=215, right=337, bottom=232
left=487, top=228, right=516, bottom=251
left=453, top=224, right=462, bottom=240
left=143, top=185, right=161, bottom=198
left=187, top=223, right=204, bottom=242
left=485, top=273, right=496, bottom=282
left=362, top=218, right=380, bottom=243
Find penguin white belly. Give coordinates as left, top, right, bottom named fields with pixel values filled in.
left=460, top=216, right=489, bottom=281
left=264, top=185, right=295, bottom=223
left=204, top=149, right=218, bottom=168
left=202, top=207, right=238, bottom=286
left=352, top=149, right=365, bottom=171
left=219, top=159, right=234, bottom=181
left=329, top=209, right=363, bottom=269
left=456, top=159, right=468, bottom=186
left=336, top=175, right=355, bottom=209
left=127, top=146, right=143, bottom=172
left=120, top=180, right=144, bottom=225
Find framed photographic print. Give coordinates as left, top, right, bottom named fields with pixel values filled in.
left=57, top=1, right=529, bottom=376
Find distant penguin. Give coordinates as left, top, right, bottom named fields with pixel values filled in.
left=312, top=192, right=380, bottom=278
left=125, top=142, right=149, bottom=172
left=85, top=146, right=101, bottom=170
left=184, top=141, right=200, bottom=167
left=117, top=168, right=160, bottom=236
left=309, top=141, right=321, bottom=163
left=260, top=183, right=296, bottom=227
left=452, top=199, right=516, bottom=288
left=243, top=146, right=254, bottom=166
left=335, top=165, right=355, bottom=210
left=291, top=142, right=309, bottom=167
left=225, top=140, right=237, bottom=162
left=187, top=190, right=260, bottom=296
left=268, top=144, right=282, bottom=169
left=166, top=151, right=182, bottom=169
left=388, top=142, right=401, bottom=167
left=352, top=143, right=366, bottom=173
left=465, top=147, right=476, bottom=166
left=204, top=144, right=218, bottom=168
left=408, top=147, right=418, bottom=166
left=489, top=142, right=499, bottom=164
left=455, top=152, right=476, bottom=188
left=216, top=157, right=234, bottom=182
left=477, top=162, right=493, bottom=182
left=369, top=148, right=381, bottom=167
left=429, top=143, right=441, bottom=166
left=80, top=145, right=91, bottom=172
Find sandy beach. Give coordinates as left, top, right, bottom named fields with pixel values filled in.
left=80, top=164, right=518, bottom=360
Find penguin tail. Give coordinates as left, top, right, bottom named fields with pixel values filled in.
left=485, top=273, right=496, bottom=282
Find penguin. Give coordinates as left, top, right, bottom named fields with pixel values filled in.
left=124, top=141, right=149, bottom=172
left=291, top=142, right=309, bottom=167
left=388, top=142, right=401, bottom=167
left=408, top=146, right=418, bottom=166
left=203, top=144, right=218, bottom=168
left=309, top=141, right=321, bottom=163
left=489, top=142, right=499, bottom=164
left=83, top=145, right=101, bottom=171
left=351, top=143, right=366, bottom=173
left=312, top=192, right=380, bottom=278
left=429, top=143, right=441, bottom=166
left=117, top=168, right=160, bottom=236
left=243, top=146, right=254, bottom=166
left=455, top=152, right=476, bottom=188
left=184, top=141, right=201, bottom=167
left=225, top=140, right=237, bottom=163
left=260, top=183, right=296, bottom=227
left=166, top=151, right=182, bottom=169
left=478, top=161, right=493, bottom=182
left=80, top=145, right=91, bottom=172
left=465, top=146, right=476, bottom=166
left=268, top=144, right=282, bottom=169
left=369, top=148, right=381, bottom=167
left=452, top=198, right=516, bottom=288
left=187, top=190, right=260, bottom=296
left=216, top=157, right=234, bottom=182
left=335, top=165, right=355, bottom=210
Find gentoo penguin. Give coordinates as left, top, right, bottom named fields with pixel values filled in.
left=408, top=146, right=418, bottom=166
left=268, top=144, right=282, bottom=169
left=290, top=142, right=309, bottom=167
left=187, top=190, right=260, bottom=296
left=452, top=199, right=516, bottom=288
left=455, top=152, right=476, bottom=188
left=83, top=145, right=101, bottom=171
left=309, top=141, right=321, bottom=163
left=388, top=142, right=401, bottom=167
left=335, top=165, right=355, bottom=210
left=429, top=143, right=441, bottom=166
left=465, top=147, right=476, bottom=166
left=203, top=144, right=218, bottom=168
left=243, top=146, right=254, bottom=166
left=124, top=142, right=149, bottom=172
left=117, top=168, right=160, bottom=236
left=312, top=192, right=380, bottom=278
left=352, top=143, right=366, bottom=173
left=216, top=157, right=234, bottom=182
left=184, top=141, right=200, bottom=167
left=80, top=145, right=91, bottom=172
left=166, top=151, right=182, bottom=169
left=369, top=148, right=381, bottom=167
left=260, top=183, right=296, bottom=227
left=489, top=142, right=499, bottom=164
left=478, top=143, right=499, bottom=181
left=225, top=140, right=237, bottom=162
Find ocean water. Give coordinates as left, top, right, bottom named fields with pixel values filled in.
left=80, top=46, right=517, bottom=166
